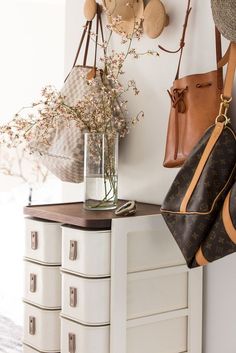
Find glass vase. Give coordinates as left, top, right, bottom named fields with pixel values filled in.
left=84, top=133, right=118, bottom=210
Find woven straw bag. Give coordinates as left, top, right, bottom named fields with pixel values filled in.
left=29, top=7, right=105, bottom=183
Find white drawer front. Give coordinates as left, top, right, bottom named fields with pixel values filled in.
left=127, top=268, right=188, bottom=319
left=61, top=316, right=187, bottom=353
left=62, top=222, right=185, bottom=277
left=23, top=344, right=60, bottom=353
left=25, top=218, right=61, bottom=265
left=61, top=318, right=109, bottom=353
left=62, top=227, right=111, bottom=277
left=23, top=303, right=60, bottom=352
left=24, top=261, right=61, bottom=309
left=127, top=226, right=185, bottom=271
left=61, top=272, right=110, bottom=325
left=61, top=269, right=188, bottom=325
left=127, top=316, right=187, bottom=353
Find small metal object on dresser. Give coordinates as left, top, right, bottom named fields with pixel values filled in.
left=115, top=201, right=137, bottom=217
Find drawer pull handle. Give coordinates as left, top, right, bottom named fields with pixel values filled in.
left=30, top=273, right=37, bottom=293
left=68, top=333, right=76, bottom=353
left=31, top=231, right=38, bottom=250
left=70, top=287, right=77, bottom=307
left=69, top=240, right=77, bottom=261
left=29, top=316, right=36, bottom=335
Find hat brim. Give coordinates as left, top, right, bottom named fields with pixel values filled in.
left=103, top=0, right=143, bottom=21
left=107, top=15, right=143, bottom=36
left=211, top=0, right=236, bottom=42
left=103, top=0, right=144, bottom=36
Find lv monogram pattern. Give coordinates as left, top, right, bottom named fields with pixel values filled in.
left=201, top=181, right=236, bottom=263
left=162, top=123, right=236, bottom=268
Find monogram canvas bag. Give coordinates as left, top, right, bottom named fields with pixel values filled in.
left=29, top=6, right=105, bottom=183
left=161, top=43, right=236, bottom=268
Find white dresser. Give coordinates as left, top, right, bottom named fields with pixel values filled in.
left=23, top=202, right=203, bottom=353
left=23, top=218, right=62, bottom=353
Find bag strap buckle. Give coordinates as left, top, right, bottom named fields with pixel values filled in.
left=215, top=94, right=232, bottom=125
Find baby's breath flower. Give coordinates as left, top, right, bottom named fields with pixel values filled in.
left=0, top=16, right=159, bottom=158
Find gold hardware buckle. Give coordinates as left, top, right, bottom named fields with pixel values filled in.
left=215, top=95, right=232, bottom=125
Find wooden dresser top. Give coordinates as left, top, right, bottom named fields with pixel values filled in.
left=24, top=201, right=161, bottom=229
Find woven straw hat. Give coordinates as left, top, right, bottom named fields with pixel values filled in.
left=211, top=0, right=236, bottom=42
left=103, top=0, right=144, bottom=36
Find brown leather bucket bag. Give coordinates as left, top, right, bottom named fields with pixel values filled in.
left=161, top=43, right=236, bottom=268
left=163, top=0, right=223, bottom=168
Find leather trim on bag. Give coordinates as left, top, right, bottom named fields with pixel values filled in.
left=223, top=43, right=236, bottom=99
left=180, top=122, right=225, bottom=212
left=195, top=247, right=209, bottom=266
left=161, top=160, right=236, bottom=215
left=223, top=191, right=236, bottom=244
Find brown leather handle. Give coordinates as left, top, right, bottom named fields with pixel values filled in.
left=223, top=42, right=236, bottom=99
left=158, top=0, right=192, bottom=80
left=83, top=20, right=93, bottom=67
left=215, top=27, right=223, bottom=90
left=159, top=0, right=223, bottom=86
left=65, top=4, right=105, bottom=82
left=158, top=0, right=192, bottom=56
left=72, top=21, right=89, bottom=68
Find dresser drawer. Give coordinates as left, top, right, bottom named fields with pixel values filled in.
left=61, top=317, right=109, bottom=353
left=61, top=268, right=188, bottom=325
left=62, top=227, right=110, bottom=277
left=127, top=315, right=188, bottom=353
left=61, top=315, right=187, bottom=353
left=23, top=303, right=60, bottom=352
left=24, top=261, right=61, bottom=309
left=127, top=267, right=188, bottom=320
left=23, top=344, right=60, bottom=353
left=61, top=223, right=185, bottom=277
left=61, top=272, right=110, bottom=325
left=25, top=218, right=61, bottom=265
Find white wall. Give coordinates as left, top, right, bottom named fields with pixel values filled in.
left=0, top=0, right=66, bottom=192
left=64, top=1, right=236, bottom=352
left=0, top=0, right=66, bottom=324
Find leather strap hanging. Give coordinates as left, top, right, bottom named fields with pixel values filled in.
left=159, top=0, right=223, bottom=87
left=159, top=0, right=192, bottom=81
left=65, top=4, right=105, bottom=81
left=223, top=42, right=236, bottom=99
left=163, top=0, right=224, bottom=168
left=159, top=0, right=192, bottom=56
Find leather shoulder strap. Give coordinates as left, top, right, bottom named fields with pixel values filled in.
left=180, top=122, right=224, bottom=213
left=65, top=5, right=105, bottom=82
left=215, top=27, right=223, bottom=90
left=72, top=20, right=91, bottom=69
left=223, top=42, right=236, bottom=99
left=159, top=0, right=192, bottom=80
left=159, top=0, right=223, bottom=83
